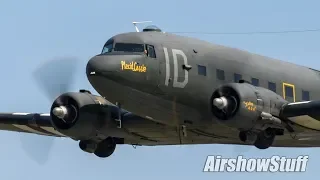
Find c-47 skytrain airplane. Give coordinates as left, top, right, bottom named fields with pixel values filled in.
left=1, top=24, right=320, bottom=158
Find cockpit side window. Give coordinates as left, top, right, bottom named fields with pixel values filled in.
left=146, top=45, right=156, bottom=58
left=101, top=39, right=114, bottom=54
left=114, top=43, right=144, bottom=52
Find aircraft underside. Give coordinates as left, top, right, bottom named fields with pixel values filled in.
left=1, top=107, right=320, bottom=159
left=1, top=84, right=320, bottom=159
left=2, top=73, right=320, bottom=158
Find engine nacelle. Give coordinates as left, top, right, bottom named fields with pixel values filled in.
left=50, top=91, right=113, bottom=140
left=210, top=82, right=287, bottom=130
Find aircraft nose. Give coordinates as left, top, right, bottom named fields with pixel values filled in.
left=86, top=55, right=105, bottom=76
left=86, top=55, right=120, bottom=78
left=86, top=54, right=147, bottom=89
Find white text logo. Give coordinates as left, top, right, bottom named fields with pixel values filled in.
left=163, top=47, right=188, bottom=88
left=203, top=155, right=309, bottom=172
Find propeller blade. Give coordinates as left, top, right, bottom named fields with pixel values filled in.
left=232, top=144, right=252, bottom=155
left=33, top=57, right=80, bottom=100
left=20, top=134, right=54, bottom=165
left=21, top=57, right=81, bottom=164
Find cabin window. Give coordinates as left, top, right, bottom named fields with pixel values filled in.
left=114, top=43, right=145, bottom=52
left=198, top=65, right=207, bottom=76
left=268, top=82, right=276, bottom=92
left=146, top=45, right=156, bottom=58
left=216, top=69, right=225, bottom=80
left=302, top=90, right=310, bottom=101
left=234, top=73, right=242, bottom=83
left=251, top=78, right=259, bottom=86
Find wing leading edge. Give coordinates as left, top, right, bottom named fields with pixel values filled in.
left=281, top=100, right=320, bottom=131
left=0, top=113, right=66, bottom=137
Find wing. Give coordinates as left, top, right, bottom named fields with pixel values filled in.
left=0, top=112, right=66, bottom=137
left=281, top=100, right=320, bottom=131
left=2, top=100, right=320, bottom=148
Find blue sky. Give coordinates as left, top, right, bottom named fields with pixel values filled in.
left=0, top=0, right=320, bottom=179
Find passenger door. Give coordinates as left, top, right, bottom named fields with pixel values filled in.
left=283, top=82, right=295, bottom=102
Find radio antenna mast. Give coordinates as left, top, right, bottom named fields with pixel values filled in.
left=132, top=21, right=152, bottom=32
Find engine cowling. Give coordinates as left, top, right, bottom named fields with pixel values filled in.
left=50, top=91, right=113, bottom=140
left=210, top=82, right=287, bottom=130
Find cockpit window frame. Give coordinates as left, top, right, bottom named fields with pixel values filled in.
left=101, top=39, right=157, bottom=58
left=114, top=43, right=145, bottom=53
left=146, top=44, right=156, bottom=58
left=101, top=39, right=114, bottom=54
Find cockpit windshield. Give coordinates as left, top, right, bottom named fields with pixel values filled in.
left=114, top=43, right=145, bottom=52
left=101, top=43, right=113, bottom=54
